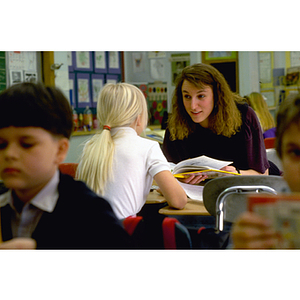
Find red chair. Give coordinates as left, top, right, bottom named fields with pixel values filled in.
left=123, top=216, right=192, bottom=249
left=59, top=163, right=78, bottom=178
left=123, top=216, right=143, bottom=236
left=162, top=217, right=192, bottom=249
left=123, top=216, right=147, bottom=248
left=264, top=137, right=276, bottom=149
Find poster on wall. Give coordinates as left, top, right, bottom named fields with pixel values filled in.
left=132, top=52, right=145, bottom=73
left=24, top=71, right=37, bottom=83
left=290, top=52, right=300, bottom=67
left=77, top=73, right=91, bottom=108
left=259, top=52, right=272, bottom=83
left=170, top=53, right=190, bottom=85
left=94, top=51, right=107, bottom=73
left=8, top=52, right=25, bottom=70
left=10, top=70, right=23, bottom=85
left=74, top=51, right=93, bottom=72
left=91, top=74, right=104, bottom=107
left=150, top=59, right=165, bottom=80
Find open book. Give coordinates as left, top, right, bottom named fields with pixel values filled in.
left=171, top=155, right=240, bottom=180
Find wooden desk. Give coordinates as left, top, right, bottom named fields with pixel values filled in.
left=159, top=199, right=212, bottom=229
left=159, top=199, right=210, bottom=216
left=146, top=190, right=167, bottom=204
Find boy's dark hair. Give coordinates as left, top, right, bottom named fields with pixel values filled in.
left=276, top=92, right=300, bottom=158
left=0, top=82, right=73, bottom=139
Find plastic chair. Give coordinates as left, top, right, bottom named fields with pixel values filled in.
left=123, top=216, right=192, bottom=249
left=59, top=163, right=78, bottom=178
left=123, top=216, right=147, bottom=248
left=203, top=175, right=289, bottom=232
left=264, top=137, right=276, bottom=149
left=162, top=217, right=192, bottom=249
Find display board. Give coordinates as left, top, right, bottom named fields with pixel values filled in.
left=133, top=82, right=168, bottom=126
left=68, top=51, right=122, bottom=113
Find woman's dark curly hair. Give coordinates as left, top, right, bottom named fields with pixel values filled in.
left=168, top=63, right=243, bottom=140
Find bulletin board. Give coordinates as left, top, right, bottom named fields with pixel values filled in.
left=7, top=51, right=39, bottom=86
left=133, top=82, right=168, bottom=126
left=68, top=51, right=123, bottom=114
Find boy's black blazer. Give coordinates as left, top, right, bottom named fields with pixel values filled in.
left=0, top=173, right=132, bottom=249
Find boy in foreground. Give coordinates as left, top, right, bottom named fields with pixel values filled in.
left=0, top=82, right=132, bottom=249
left=231, top=93, right=300, bottom=249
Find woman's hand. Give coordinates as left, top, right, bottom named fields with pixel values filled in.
left=178, top=173, right=208, bottom=185
left=231, top=212, right=279, bottom=249
left=220, top=165, right=239, bottom=173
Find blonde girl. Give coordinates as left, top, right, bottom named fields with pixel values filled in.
left=76, top=83, right=187, bottom=219
left=246, top=92, right=275, bottom=132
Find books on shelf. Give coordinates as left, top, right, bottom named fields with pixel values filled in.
left=171, top=155, right=240, bottom=179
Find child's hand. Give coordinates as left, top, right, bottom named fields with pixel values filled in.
left=0, top=238, right=37, bottom=249
left=178, top=173, right=208, bottom=185
left=231, top=212, right=278, bottom=249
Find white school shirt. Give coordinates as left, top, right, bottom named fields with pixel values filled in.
left=101, top=127, right=170, bottom=219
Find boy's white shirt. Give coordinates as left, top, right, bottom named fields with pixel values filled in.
left=0, top=170, right=59, bottom=237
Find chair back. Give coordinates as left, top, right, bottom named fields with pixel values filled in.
left=162, top=217, right=192, bottom=249
left=203, top=175, right=289, bottom=232
left=59, top=163, right=78, bottom=178
left=123, top=216, right=192, bottom=249
left=264, top=137, right=276, bottom=149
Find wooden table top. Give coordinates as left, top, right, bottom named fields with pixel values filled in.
left=158, top=199, right=210, bottom=216
left=146, top=190, right=167, bottom=204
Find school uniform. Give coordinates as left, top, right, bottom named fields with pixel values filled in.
left=0, top=171, right=132, bottom=249
left=94, top=127, right=170, bottom=219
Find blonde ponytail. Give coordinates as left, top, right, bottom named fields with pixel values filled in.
left=76, top=82, right=148, bottom=195
left=76, top=129, right=114, bottom=195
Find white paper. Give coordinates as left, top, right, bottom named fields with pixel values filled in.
left=95, top=51, right=106, bottom=69
left=173, top=155, right=233, bottom=174
left=150, top=58, right=165, bottom=79
left=178, top=181, right=204, bottom=202
left=259, top=52, right=272, bottom=83
left=109, top=51, right=119, bottom=69
left=290, top=51, right=300, bottom=67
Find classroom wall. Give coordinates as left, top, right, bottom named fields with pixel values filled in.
left=65, top=51, right=299, bottom=163
left=124, top=51, right=201, bottom=112
left=54, top=52, right=70, bottom=101
left=124, top=51, right=261, bottom=111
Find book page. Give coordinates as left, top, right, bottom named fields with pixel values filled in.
left=173, top=155, right=233, bottom=174
left=178, top=181, right=204, bottom=201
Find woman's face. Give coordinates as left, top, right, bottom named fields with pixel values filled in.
left=181, top=80, right=214, bottom=128
left=281, top=122, right=300, bottom=192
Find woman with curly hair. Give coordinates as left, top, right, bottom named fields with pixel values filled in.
left=162, top=63, right=270, bottom=184
left=76, top=83, right=187, bottom=219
